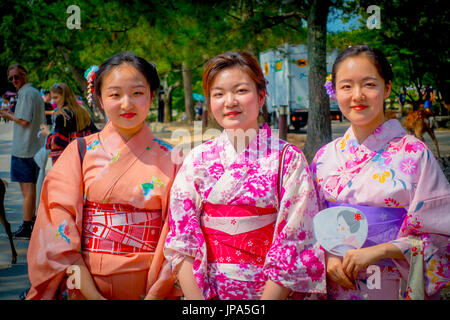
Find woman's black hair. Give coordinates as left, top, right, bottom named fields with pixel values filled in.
left=331, top=44, right=393, bottom=89
left=337, top=210, right=360, bottom=234
left=94, top=51, right=160, bottom=97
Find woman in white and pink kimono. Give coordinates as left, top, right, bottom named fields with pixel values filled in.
left=311, top=44, right=450, bottom=300
left=164, top=51, right=326, bottom=300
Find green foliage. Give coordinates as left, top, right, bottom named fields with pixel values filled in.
left=345, top=0, right=450, bottom=105
left=1, top=0, right=446, bottom=115
left=1, top=1, right=309, bottom=89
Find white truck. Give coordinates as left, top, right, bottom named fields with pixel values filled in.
left=259, top=43, right=342, bottom=131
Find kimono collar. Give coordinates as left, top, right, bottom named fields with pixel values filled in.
left=345, top=119, right=407, bottom=153
left=99, top=121, right=154, bottom=155
left=218, top=123, right=273, bottom=167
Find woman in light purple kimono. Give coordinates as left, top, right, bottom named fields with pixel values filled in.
left=164, top=51, right=326, bottom=300
left=311, top=44, right=450, bottom=300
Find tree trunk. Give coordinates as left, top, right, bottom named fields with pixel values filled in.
left=164, top=81, right=180, bottom=123
left=302, top=0, right=331, bottom=163
left=182, top=61, right=195, bottom=123
left=56, top=45, right=87, bottom=93
left=57, top=45, right=106, bottom=122
left=163, top=93, right=171, bottom=123
left=434, top=71, right=450, bottom=105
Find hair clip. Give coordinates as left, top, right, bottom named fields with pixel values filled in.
left=324, top=74, right=336, bottom=98
left=84, top=65, right=99, bottom=106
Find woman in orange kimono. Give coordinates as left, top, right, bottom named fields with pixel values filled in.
left=26, top=52, right=179, bottom=300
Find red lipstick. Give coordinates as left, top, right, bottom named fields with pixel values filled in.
left=351, top=104, right=368, bottom=111
left=224, top=111, right=241, bottom=118
left=120, top=112, right=136, bottom=119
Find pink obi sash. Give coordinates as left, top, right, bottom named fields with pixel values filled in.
left=201, top=202, right=277, bottom=265
left=82, top=201, right=162, bottom=255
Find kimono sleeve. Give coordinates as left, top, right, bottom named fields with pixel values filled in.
left=26, top=140, right=85, bottom=299
left=163, top=150, right=204, bottom=275
left=392, top=147, right=450, bottom=296
left=146, top=152, right=183, bottom=299
left=264, top=146, right=326, bottom=294
left=310, top=144, right=328, bottom=210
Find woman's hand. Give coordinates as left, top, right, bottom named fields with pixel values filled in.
left=342, top=243, right=405, bottom=280
left=40, top=124, right=50, bottom=137
left=177, top=257, right=204, bottom=300
left=342, top=247, right=382, bottom=281
left=144, top=260, right=175, bottom=300
left=326, top=253, right=355, bottom=289
left=72, top=258, right=107, bottom=300
left=260, top=279, right=291, bottom=300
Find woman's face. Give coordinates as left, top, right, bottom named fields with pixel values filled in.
left=335, top=54, right=391, bottom=130
left=209, top=67, right=265, bottom=132
left=99, top=63, right=154, bottom=140
left=337, top=215, right=351, bottom=237
left=51, top=92, right=63, bottom=108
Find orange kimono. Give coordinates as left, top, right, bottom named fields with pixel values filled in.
left=26, top=122, right=179, bottom=300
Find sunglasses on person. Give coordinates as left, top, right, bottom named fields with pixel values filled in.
left=8, top=75, right=21, bottom=82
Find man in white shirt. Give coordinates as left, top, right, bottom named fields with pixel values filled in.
left=0, top=64, right=45, bottom=239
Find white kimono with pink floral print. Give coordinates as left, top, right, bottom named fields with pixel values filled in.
left=164, top=124, right=326, bottom=300
left=311, top=119, right=450, bottom=300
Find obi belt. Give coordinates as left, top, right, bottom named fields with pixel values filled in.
left=82, top=201, right=162, bottom=255
left=201, top=202, right=277, bottom=265
left=326, top=201, right=407, bottom=266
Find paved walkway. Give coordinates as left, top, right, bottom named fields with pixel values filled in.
left=0, top=122, right=55, bottom=299
left=0, top=122, right=32, bottom=299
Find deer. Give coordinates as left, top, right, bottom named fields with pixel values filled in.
left=405, top=108, right=441, bottom=158
left=0, top=178, right=17, bottom=264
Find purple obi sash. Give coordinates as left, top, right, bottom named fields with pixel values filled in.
left=326, top=201, right=407, bottom=266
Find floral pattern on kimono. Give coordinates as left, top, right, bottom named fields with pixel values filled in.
left=164, top=123, right=325, bottom=300
left=310, top=119, right=450, bottom=299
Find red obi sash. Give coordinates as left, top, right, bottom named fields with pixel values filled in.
left=201, top=202, right=277, bottom=265
left=82, top=201, right=162, bottom=255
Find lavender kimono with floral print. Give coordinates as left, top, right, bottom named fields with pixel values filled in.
left=164, top=124, right=326, bottom=300
left=311, top=119, right=450, bottom=299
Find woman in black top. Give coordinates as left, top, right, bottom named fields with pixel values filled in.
left=41, top=82, right=98, bottom=164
